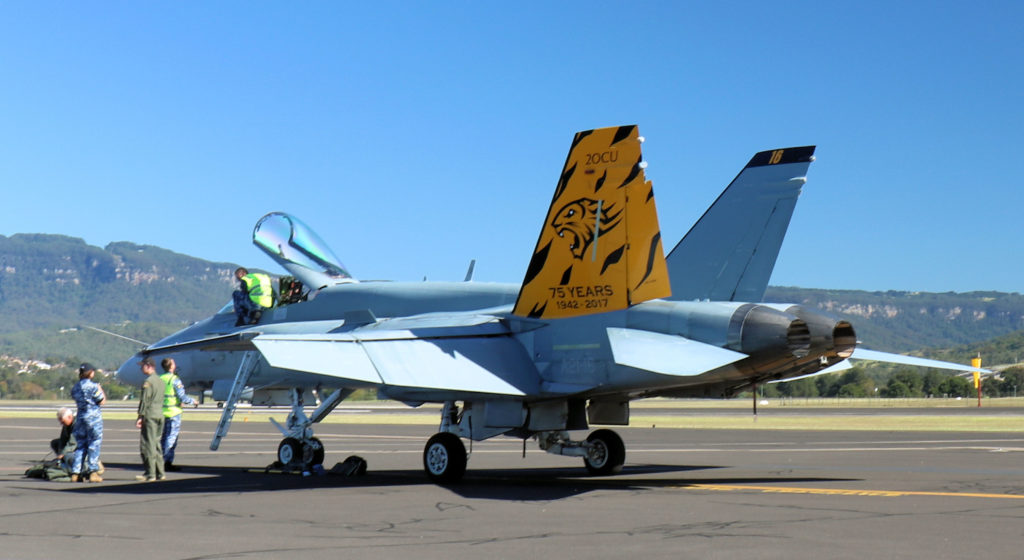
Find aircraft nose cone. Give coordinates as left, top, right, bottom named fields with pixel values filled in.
left=116, top=354, right=145, bottom=387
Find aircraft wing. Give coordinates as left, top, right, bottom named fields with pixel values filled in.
left=252, top=319, right=542, bottom=397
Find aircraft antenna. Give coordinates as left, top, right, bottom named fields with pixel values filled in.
left=80, top=325, right=149, bottom=347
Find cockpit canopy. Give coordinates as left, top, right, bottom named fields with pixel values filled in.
left=253, top=212, right=356, bottom=290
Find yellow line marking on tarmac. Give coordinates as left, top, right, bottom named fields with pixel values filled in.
left=683, top=484, right=1024, bottom=500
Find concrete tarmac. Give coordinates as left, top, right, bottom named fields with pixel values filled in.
left=2, top=410, right=1024, bottom=560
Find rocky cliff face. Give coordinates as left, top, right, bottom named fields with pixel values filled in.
left=0, top=234, right=239, bottom=331
left=765, top=287, right=1024, bottom=351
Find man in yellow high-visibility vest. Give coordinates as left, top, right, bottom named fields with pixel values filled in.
left=159, top=357, right=197, bottom=472
left=232, top=267, right=273, bottom=326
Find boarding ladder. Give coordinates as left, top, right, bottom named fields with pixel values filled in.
left=210, top=350, right=259, bottom=451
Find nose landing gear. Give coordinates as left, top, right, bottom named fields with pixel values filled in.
left=276, top=436, right=325, bottom=470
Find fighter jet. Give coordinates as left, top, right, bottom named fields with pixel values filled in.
left=117, top=125, right=983, bottom=482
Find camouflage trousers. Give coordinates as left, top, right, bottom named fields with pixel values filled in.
left=161, top=414, right=182, bottom=463
left=70, top=417, right=102, bottom=474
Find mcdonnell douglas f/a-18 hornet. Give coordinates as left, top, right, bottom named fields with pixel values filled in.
left=117, top=125, right=983, bottom=483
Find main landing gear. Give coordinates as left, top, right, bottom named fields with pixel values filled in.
left=536, top=429, right=626, bottom=476
left=423, top=432, right=467, bottom=483
left=421, top=401, right=627, bottom=483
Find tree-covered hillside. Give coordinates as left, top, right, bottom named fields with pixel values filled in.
left=0, top=234, right=237, bottom=332
left=0, top=234, right=240, bottom=369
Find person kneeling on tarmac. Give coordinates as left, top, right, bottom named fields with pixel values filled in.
left=26, top=407, right=103, bottom=482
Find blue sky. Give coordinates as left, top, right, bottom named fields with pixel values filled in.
left=2, top=1, right=1021, bottom=293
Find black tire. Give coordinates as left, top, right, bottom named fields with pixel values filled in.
left=423, top=432, right=467, bottom=483
left=277, top=437, right=302, bottom=466
left=583, top=429, right=625, bottom=476
left=303, top=437, right=325, bottom=466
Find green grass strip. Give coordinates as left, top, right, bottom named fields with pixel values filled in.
left=4, top=409, right=1023, bottom=431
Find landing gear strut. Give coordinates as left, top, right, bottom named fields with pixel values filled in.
left=269, top=387, right=352, bottom=471
left=422, top=402, right=468, bottom=483
left=537, top=429, right=626, bottom=476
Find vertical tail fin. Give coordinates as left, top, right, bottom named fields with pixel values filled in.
left=665, top=146, right=815, bottom=302
left=512, top=125, right=670, bottom=319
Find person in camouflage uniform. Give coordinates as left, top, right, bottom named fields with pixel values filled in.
left=70, top=363, right=106, bottom=483
left=159, top=357, right=197, bottom=472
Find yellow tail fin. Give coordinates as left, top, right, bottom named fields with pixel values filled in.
left=513, top=125, right=670, bottom=319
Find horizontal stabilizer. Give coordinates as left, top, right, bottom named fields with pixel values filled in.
left=773, top=360, right=851, bottom=382
left=607, top=327, right=746, bottom=376
left=849, top=348, right=993, bottom=373
left=777, top=348, right=992, bottom=382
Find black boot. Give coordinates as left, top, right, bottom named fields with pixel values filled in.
left=165, top=460, right=181, bottom=472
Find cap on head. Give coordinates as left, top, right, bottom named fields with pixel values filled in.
left=140, top=357, right=156, bottom=369
left=78, top=363, right=96, bottom=378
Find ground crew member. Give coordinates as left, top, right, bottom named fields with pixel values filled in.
left=135, top=357, right=166, bottom=482
left=232, top=266, right=273, bottom=326
left=51, top=407, right=75, bottom=462
left=70, top=363, right=105, bottom=483
left=51, top=407, right=104, bottom=478
left=159, top=357, right=197, bottom=472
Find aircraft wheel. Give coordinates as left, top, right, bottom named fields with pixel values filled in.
left=423, top=432, right=466, bottom=483
left=583, top=429, right=625, bottom=476
left=277, top=437, right=303, bottom=466
left=303, top=437, right=325, bottom=466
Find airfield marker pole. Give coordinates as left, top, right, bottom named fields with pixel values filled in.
left=972, top=356, right=982, bottom=408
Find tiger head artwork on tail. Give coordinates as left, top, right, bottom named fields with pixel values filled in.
left=513, top=125, right=670, bottom=319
